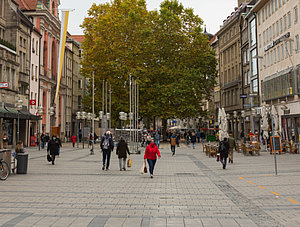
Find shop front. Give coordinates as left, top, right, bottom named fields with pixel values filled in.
left=282, top=114, right=300, bottom=143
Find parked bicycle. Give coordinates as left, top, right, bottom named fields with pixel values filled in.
left=0, top=158, right=9, bottom=181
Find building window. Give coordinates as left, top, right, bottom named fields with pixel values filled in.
left=251, top=49, right=258, bottom=76
left=272, top=0, right=274, bottom=14
left=280, top=18, right=283, bottom=34
left=281, top=44, right=284, bottom=60
left=276, top=21, right=279, bottom=37
left=78, top=79, right=82, bottom=89
left=36, top=41, right=39, bottom=55
left=296, top=35, right=300, bottom=51
left=252, top=79, right=258, bottom=93
left=275, top=0, right=278, bottom=10
left=295, top=7, right=299, bottom=24
left=285, top=42, right=288, bottom=58
left=277, top=46, right=281, bottom=61
left=283, top=15, right=287, bottom=31
left=288, top=12, right=291, bottom=28
left=274, top=48, right=277, bottom=63
left=272, top=23, right=275, bottom=39
left=250, top=19, right=256, bottom=46
left=279, top=0, right=282, bottom=8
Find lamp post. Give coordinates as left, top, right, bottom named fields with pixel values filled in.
left=99, top=110, right=103, bottom=136
left=81, top=111, right=86, bottom=149
left=37, top=106, right=43, bottom=151
left=86, top=112, right=94, bottom=154
left=49, top=106, right=55, bottom=136
left=241, top=110, right=245, bottom=143
left=16, top=99, right=23, bottom=144
left=76, top=112, right=81, bottom=148
left=280, top=101, right=289, bottom=144
left=233, top=111, right=237, bottom=140
left=265, top=104, right=278, bottom=176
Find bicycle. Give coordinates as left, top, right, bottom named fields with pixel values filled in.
left=0, top=158, right=9, bottom=181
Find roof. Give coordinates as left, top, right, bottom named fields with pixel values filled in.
left=14, top=0, right=38, bottom=10
left=71, top=35, right=85, bottom=44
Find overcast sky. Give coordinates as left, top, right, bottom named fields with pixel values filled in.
left=60, top=0, right=239, bottom=35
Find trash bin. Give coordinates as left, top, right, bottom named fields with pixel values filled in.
left=17, top=153, right=28, bottom=174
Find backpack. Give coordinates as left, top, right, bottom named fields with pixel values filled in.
left=220, top=141, right=226, bottom=152
left=102, top=137, right=110, bottom=150
left=171, top=137, right=176, bottom=146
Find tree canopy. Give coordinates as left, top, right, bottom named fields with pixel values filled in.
left=80, top=0, right=217, bottom=127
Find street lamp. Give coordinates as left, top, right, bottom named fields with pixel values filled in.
left=76, top=112, right=81, bottom=148
left=16, top=99, right=23, bottom=144
left=99, top=110, right=103, bottom=136
left=49, top=106, right=55, bottom=136
left=37, top=106, right=43, bottom=150
left=233, top=111, right=237, bottom=140
left=241, top=110, right=245, bottom=142
left=86, top=112, right=94, bottom=154
left=81, top=111, right=86, bottom=149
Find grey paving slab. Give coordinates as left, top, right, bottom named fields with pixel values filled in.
left=1, top=143, right=300, bottom=227
left=122, top=218, right=142, bottom=227
left=103, top=217, right=125, bottom=227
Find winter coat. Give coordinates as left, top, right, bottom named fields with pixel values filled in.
left=116, top=139, right=130, bottom=159
left=191, top=135, right=197, bottom=143
left=228, top=137, right=236, bottom=150
left=100, top=135, right=114, bottom=152
left=71, top=136, right=76, bottom=143
left=47, top=139, right=59, bottom=156
left=219, top=140, right=229, bottom=158
left=144, top=142, right=161, bottom=160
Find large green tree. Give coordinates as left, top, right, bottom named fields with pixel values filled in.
left=81, top=0, right=217, bottom=129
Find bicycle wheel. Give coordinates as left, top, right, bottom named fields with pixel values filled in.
left=0, top=161, right=9, bottom=181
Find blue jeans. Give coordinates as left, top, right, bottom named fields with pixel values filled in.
left=171, top=145, right=175, bottom=154
left=147, top=159, right=156, bottom=175
left=41, top=141, right=45, bottom=149
left=102, top=150, right=111, bottom=169
left=155, top=140, right=160, bottom=148
left=192, top=142, right=195, bottom=149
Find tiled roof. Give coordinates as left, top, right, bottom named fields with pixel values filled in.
left=71, top=35, right=85, bottom=44
left=14, top=0, right=38, bottom=10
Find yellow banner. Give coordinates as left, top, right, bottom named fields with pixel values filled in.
left=55, top=10, right=69, bottom=105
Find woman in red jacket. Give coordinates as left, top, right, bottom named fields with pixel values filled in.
left=144, top=139, right=161, bottom=178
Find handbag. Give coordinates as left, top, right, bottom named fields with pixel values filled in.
left=127, top=157, right=132, bottom=168
left=47, top=151, right=52, bottom=162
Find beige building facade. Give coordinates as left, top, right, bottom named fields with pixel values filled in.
left=253, top=0, right=300, bottom=142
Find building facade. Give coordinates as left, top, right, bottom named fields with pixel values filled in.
left=0, top=0, right=39, bottom=148
left=253, top=0, right=300, bottom=143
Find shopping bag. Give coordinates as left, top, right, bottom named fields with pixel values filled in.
left=47, top=154, right=52, bottom=162
left=127, top=158, right=132, bottom=168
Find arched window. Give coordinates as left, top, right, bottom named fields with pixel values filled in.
left=43, top=32, right=48, bottom=76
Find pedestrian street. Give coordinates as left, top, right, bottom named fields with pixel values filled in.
left=1, top=142, right=300, bottom=226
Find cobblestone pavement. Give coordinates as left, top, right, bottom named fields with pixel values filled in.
left=1, top=142, right=300, bottom=226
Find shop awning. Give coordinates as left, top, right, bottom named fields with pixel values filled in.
left=2, top=107, right=41, bottom=120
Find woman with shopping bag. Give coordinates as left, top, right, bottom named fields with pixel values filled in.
left=116, top=137, right=130, bottom=171
left=144, top=139, right=161, bottom=178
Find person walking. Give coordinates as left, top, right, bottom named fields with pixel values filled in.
left=146, top=133, right=152, bottom=146
left=47, top=135, right=60, bottom=165
left=191, top=133, right=197, bottom=149
left=196, top=131, right=201, bottom=143
left=44, top=133, right=50, bottom=147
left=116, top=137, right=130, bottom=171
left=41, top=133, right=45, bottom=149
left=219, top=138, right=229, bottom=169
left=144, top=139, right=161, bottom=178
left=228, top=133, right=236, bottom=163
left=56, top=137, right=62, bottom=156
left=176, top=133, right=180, bottom=147
left=100, top=131, right=114, bottom=170
left=170, top=133, right=176, bottom=156
left=71, top=135, right=76, bottom=148
left=154, top=132, right=161, bottom=149
left=200, top=131, right=205, bottom=143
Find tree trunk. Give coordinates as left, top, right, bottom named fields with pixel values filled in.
left=153, top=117, right=156, bottom=131
left=162, top=118, right=167, bottom=141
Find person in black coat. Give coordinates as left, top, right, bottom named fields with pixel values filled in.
left=219, top=138, right=230, bottom=169
left=116, top=137, right=130, bottom=171
left=100, top=131, right=114, bottom=170
left=47, top=135, right=60, bottom=165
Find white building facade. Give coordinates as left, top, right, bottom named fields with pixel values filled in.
left=253, top=0, right=300, bottom=142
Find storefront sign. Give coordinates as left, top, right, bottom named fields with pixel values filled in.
left=29, top=100, right=36, bottom=105
left=240, top=94, right=247, bottom=98
left=264, top=32, right=290, bottom=52
left=0, top=82, right=9, bottom=88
